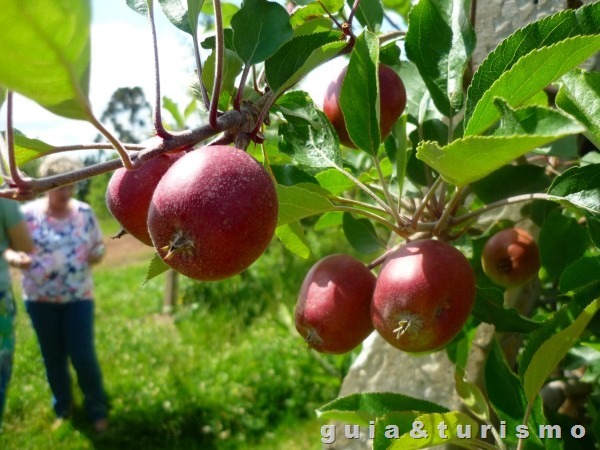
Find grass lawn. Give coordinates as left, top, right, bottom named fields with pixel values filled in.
left=0, top=236, right=352, bottom=449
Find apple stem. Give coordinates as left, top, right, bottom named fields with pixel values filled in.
left=347, top=0, right=361, bottom=27
left=433, top=185, right=465, bottom=237
left=411, top=177, right=443, bottom=229
left=209, top=0, right=225, bottom=129
left=146, top=3, right=171, bottom=139
left=111, top=228, right=129, bottom=240
left=3, top=92, right=30, bottom=193
left=235, top=65, right=252, bottom=111
left=333, top=206, right=409, bottom=238
left=372, top=153, right=407, bottom=229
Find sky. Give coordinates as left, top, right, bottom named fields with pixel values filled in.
left=7, top=0, right=341, bottom=150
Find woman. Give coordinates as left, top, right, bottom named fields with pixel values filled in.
left=0, top=197, right=33, bottom=430
left=21, top=156, right=109, bottom=432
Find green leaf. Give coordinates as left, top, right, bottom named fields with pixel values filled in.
left=417, top=102, right=585, bottom=186
left=144, top=254, right=170, bottom=284
left=200, top=28, right=235, bottom=51
left=405, top=0, right=475, bottom=117
left=340, top=30, right=380, bottom=153
left=386, top=411, right=481, bottom=449
left=0, top=88, right=6, bottom=111
left=271, top=165, right=318, bottom=186
left=126, top=0, right=150, bottom=15
left=0, top=0, right=92, bottom=120
left=276, top=184, right=333, bottom=226
left=265, top=31, right=346, bottom=95
left=162, top=97, right=186, bottom=130
left=275, top=222, right=311, bottom=259
left=523, top=298, right=600, bottom=406
left=473, top=288, right=541, bottom=333
left=559, top=256, right=600, bottom=294
left=519, top=284, right=600, bottom=381
left=290, top=0, right=344, bottom=29
left=10, top=130, right=54, bottom=166
left=202, top=49, right=244, bottom=94
left=201, top=1, right=239, bottom=28
left=372, top=412, right=422, bottom=450
left=454, top=367, right=490, bottom=422
left=277, top=91, right=342, bottom=168
left=231, top=0, right=293, bottom=64
left=158, top=0, right=205, bottom=34
left=485, top=340, right=546, bottom=449
left=471, top=165, right=551, bottom=204
left=342, top=213, right=384, bottom=255
left=539, top=210, right=590, bottom=281
left=588, top=215, right=600, bottom=248
left=314, top=211, right=343, bottom=230
left=547, top=164, right=600, bottom=216
left=315, top=168, right=355, bottom=195
left=347, top=0, right=384, bottom=32
left=556, top=69, right=600, bottom=149
left=317, top=392, right=449, bottom=426
left=464, top=3, right=600, bottom=135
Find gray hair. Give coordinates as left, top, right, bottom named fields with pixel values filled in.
left=38, top=155, right=84, bottom=178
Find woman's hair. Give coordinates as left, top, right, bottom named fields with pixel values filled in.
left=38, top=155, right=84, bottom=178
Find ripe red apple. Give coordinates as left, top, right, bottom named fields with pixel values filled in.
left=371, top=239, right=476, bottom=353
left=481, top=227, right=540, bottom=288
left=147, top=145, right=278, bottom=281
left=295, top=254, right=376, bottom=354
left=323, top=63, right=406, bottom=148
left=106, top=152, right=182, bottom=246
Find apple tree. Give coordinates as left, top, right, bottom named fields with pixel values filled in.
left=0, top=0, right=600, bottom=448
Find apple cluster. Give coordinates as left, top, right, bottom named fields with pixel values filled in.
left=294, top=227, right=541, bottom=355
left=106, top=145, right=278, bottom=281
left=294, top=239, right=477, bottom=355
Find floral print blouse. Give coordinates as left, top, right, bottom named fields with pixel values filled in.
left=21, top=198, right=104, bottom=303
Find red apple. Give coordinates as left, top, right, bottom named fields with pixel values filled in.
left=371, top=239, right=476, bottom=353
left=106, top=152, right=182, bottom=246
left=147, top=145, right=278, bottom=281
left=323, top=64, right=406, bottom=148
left=481, top=227, right=540, bottom=288
left=295, top=254, right=376, bottom=354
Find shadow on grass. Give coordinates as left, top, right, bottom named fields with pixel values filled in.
left=70, top=405, right=222, bottom=450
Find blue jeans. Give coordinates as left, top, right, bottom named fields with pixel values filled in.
left=25, top=300, right=108, bottom=422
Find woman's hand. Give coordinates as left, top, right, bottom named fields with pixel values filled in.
left=5, top=248, right=33, bottom=270
left=88, top=243, right=105, bottom=264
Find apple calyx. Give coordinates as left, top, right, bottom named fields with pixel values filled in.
left=161, top=230, right=195, bottom=261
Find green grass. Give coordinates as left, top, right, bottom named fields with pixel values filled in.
left=0, top=236, right=355, bottom=449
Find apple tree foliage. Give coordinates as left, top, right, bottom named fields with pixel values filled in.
left=1, top=0, right=600, bottom=447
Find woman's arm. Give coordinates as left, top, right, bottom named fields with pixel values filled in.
left=8, top=220, right=34, bottom=253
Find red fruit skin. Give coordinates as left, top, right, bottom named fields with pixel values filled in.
left=295, top=254, right=376, bottom=354
left=323, top=64, right=407, bottom=148
left=371, top=240, right=476, bottom=353
left=106, top=153, right=182, bottom=246
left=147, top=145, right=278, bottom=281
left=481, top=228, right=540, bottom=288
